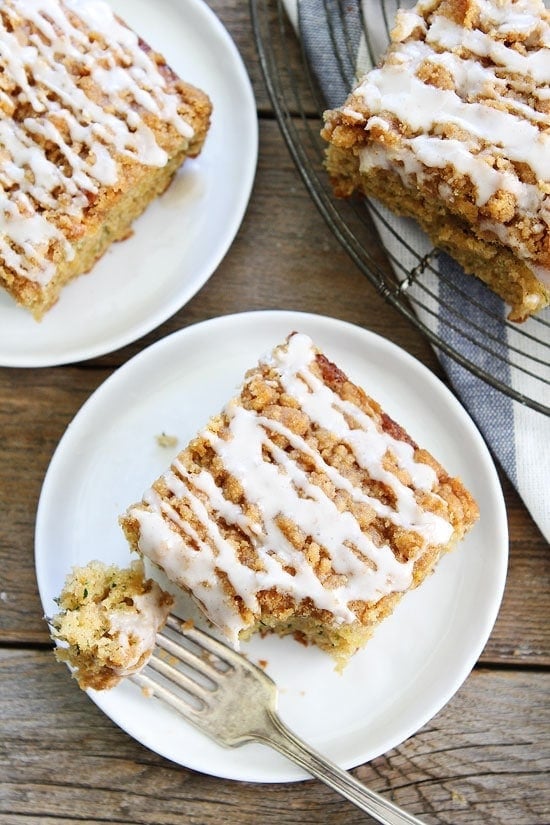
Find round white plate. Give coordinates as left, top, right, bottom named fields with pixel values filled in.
left=0, top=0, right=257, bottom=367
left=35, top=310, right=508, bottom=782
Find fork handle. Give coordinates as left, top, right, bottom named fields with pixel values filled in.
left=257, top=710, right=424, bottom=824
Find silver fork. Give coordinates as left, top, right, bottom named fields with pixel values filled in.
left=130, top=614, right=425, bottom=824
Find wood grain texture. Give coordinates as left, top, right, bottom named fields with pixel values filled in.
left=0, top=1, right=548, bottom=823
left=1, top=650, right=548, bottom=825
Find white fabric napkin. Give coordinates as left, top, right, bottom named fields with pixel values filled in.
left=281, top=0, right=550, bottom=540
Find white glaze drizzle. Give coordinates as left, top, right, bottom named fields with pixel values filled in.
left=107, top=586, right=171, bottom=676
left=0, top=0, right=194, bottom=285
left=130, top=334, right=455, bottom=644
left=354, top=0, right=550, bottom=283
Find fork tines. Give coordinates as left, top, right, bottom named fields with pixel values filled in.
left=131, top=615, right=230, bottom=713
left=130, top=613, right=280, bottom=749
left=128, top=618, right=425, bottom=822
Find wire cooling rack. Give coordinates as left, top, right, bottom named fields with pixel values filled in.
left=250, top=0, right=550, bottom=415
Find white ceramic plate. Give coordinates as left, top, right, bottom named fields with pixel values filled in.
left=0, top=0, right=257, bottom=367
left=35, top=310, right=508, bottom=782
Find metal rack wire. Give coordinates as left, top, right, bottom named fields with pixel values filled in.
left=250, top=0, right=550, bottom=415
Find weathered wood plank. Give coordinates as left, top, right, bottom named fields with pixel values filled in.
left=209, top=0, right=317, bottom=116
left=1, top=650, right=548, bottom=825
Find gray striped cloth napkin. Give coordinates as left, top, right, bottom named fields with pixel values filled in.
left=284, top=0, right=550, bottom=540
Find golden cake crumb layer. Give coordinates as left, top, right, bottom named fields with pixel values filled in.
left=51, top=560, right=173, bottom=690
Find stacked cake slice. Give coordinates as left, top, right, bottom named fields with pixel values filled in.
left=322, top=0, right=550, bottom=321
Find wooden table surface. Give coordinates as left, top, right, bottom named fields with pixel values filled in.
left=1, top=2, right=548, bottom=823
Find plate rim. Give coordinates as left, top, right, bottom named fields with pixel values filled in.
left=35, top=309, right=509, bottom=782
left=0, top=0, right=258, bottom=368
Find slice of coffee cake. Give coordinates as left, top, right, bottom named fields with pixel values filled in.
left=120, top=332, right=479, bottom=669
left=322, top=0, right=550, bottom=321
left=0, top=0, right=211, bottom=318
